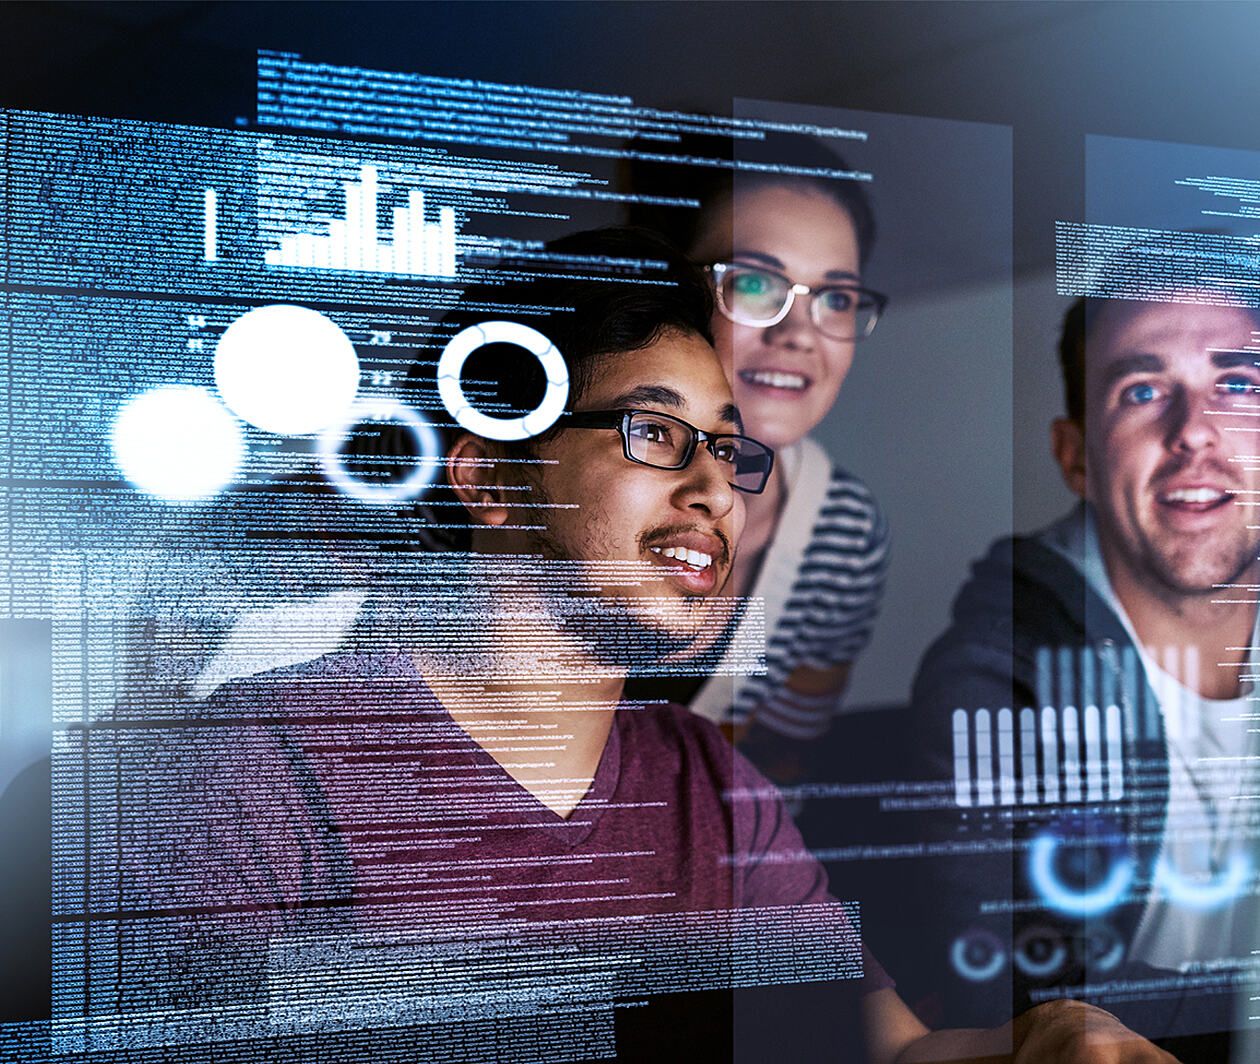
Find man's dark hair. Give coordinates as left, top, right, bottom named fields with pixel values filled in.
left=435, top=225, right=714, bottom=443
left=621, top=128, right=876, bottom=268
left=339, top=226, right=715, bottom=545
left=1058, top=231, right=1260, bottom=425
left=1059, top=297, right=1087, bottom=426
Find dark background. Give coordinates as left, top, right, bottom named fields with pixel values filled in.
left=4, top=0, right=1259, bottom=276
left=3, top=0, right=1258, bottom=702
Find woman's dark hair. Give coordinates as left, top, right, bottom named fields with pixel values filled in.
left=621, top=128, right=877, bottom=268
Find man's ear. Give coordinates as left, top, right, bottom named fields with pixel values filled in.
left=446, top=433, right=511, bottom=527
left=1051, top=417, right=1087, bottom=499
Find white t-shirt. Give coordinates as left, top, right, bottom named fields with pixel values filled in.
left=1044, top=508, right=1260, bottom=971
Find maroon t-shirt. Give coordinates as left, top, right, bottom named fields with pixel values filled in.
left=149, top=650, right=890, bottom=1000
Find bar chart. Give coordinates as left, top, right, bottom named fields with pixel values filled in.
left=262, top=164, right=459, bottom=277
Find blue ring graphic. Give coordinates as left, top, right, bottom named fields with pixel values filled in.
left=1013, top=925, right=1067, bottom=978
left=1080, top=924, right=1124, bottom=972
left=319, top=399, right=441, bottom=504
left=1028, top=829, right=1135, bottom=917
left=950, top=928, right=1006, bottom=983
left=1153, top=851, right=1251, bottom=911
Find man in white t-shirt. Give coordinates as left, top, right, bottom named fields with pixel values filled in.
left=911, top=291, right=1260, bottom=1057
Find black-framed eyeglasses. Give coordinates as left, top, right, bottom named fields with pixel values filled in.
left=563, top=409, right=775, bottom=494
left=707, top=262, right=888, bottom=341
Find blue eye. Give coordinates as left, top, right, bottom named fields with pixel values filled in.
left=1220, top=375, right=1256, bottom=395
left=1120, top=381, right=1159, bottom=406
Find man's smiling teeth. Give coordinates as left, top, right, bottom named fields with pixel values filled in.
left=1161, top=487, right=1231, bottom=504
left=650, top=545, right=713, bottom=569
left=742, top=370, right=808, bottom=391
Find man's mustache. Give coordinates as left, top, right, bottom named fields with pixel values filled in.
left=639, top=523, right=733, bottom=569
left=1150, top=452, right=1239, bottom=490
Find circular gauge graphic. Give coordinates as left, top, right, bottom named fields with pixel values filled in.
left=215, top=304, right=360, bottom=436
left=1153, top=850, right=1252, bottom=911
left=1027, top=818, right=1135, bottom=918
left=436, top=321, right=568, bottom=441
left=1079, top=923, right=1124, bottom=972
left=111, top=385, right=244, bottom=501
left=1014, top=925, right=1067, bottom=979
left=320, top=399, right=441, bottom=504
left=950, top=927, right=1007, bottom=983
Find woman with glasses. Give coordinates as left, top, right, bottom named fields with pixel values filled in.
left=626, top=132, right=889, bottom=780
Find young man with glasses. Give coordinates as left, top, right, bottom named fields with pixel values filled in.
left=136, top=229, right=1174, bottom=1063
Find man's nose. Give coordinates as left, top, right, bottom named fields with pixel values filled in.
left=1165, top=387, right=1221, bottom=453
left=673, top=446, right=735, bottom=518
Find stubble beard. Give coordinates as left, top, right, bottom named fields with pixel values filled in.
left=523, top=523, right=714, bottom=671
left=508, top=489, right=712, bottom=672
left=1143, top=522, right=1260, bottom=602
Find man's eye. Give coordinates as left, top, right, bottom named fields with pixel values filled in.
left=1119, top=381, right=1159, bottom=406
left=630, top=420, right=674, bottom=445
left=711, top=441, right=739, bottom=466
left=1219, top=375, right=1258, bottom=396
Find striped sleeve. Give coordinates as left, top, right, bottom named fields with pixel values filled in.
left=733, top=468, right=889, bottom=740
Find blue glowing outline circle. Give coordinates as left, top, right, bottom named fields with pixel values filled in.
left=950, top=928, right=1006, bottom=983
left=1153, top=851, right=1252, bottom=911
left=1028, top=831, right=1136, bottom=918
left=319, top=399, right=441, bottom=505
left=1079, top=924, right=1124, bottom=972
left=1013, top=925, right=1067, bottom=978
left=436, top=321, right=568, bottom=441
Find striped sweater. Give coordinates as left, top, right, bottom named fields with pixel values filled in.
left=689, top=437, right=889, bottom=740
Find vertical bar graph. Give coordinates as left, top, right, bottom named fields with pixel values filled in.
left=952, top=699, right=1129, bottom=808
left=1035, top=646, right=1053, bottom=716
left=1062, top=705, right=1081, bottom=802
left=264, top=164, right=460, bottom=277
left=1106, top=703, right=1124, bottom=800
left=1084, top=703, right=1103, bottom=801
left=975, top=708, right=994, bottom=807
left=952, top=709, right=972, bottom=807
left=1020, top=707, right=1038, bottom=804
left=1118, top=645, right=1138, bottom=742
left=997, top=707, right=1016, bottom=805
left=1042, top=706, right=1060, bottom=803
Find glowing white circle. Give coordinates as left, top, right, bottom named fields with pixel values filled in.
left=436, top=321, right=568, bottom=441
left=214, top=304, right=359, bottom=435
left=110, top=385, right=244, bottom=501
left=319, top=399, right=441, bottom=505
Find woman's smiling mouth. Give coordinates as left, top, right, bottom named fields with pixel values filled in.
left=739, top=368, right=810, bottom=393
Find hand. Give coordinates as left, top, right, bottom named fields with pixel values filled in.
left=883, top=993, right=1181, bottom=1064
left=1011, top=1000, right=1180, bottom=1064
